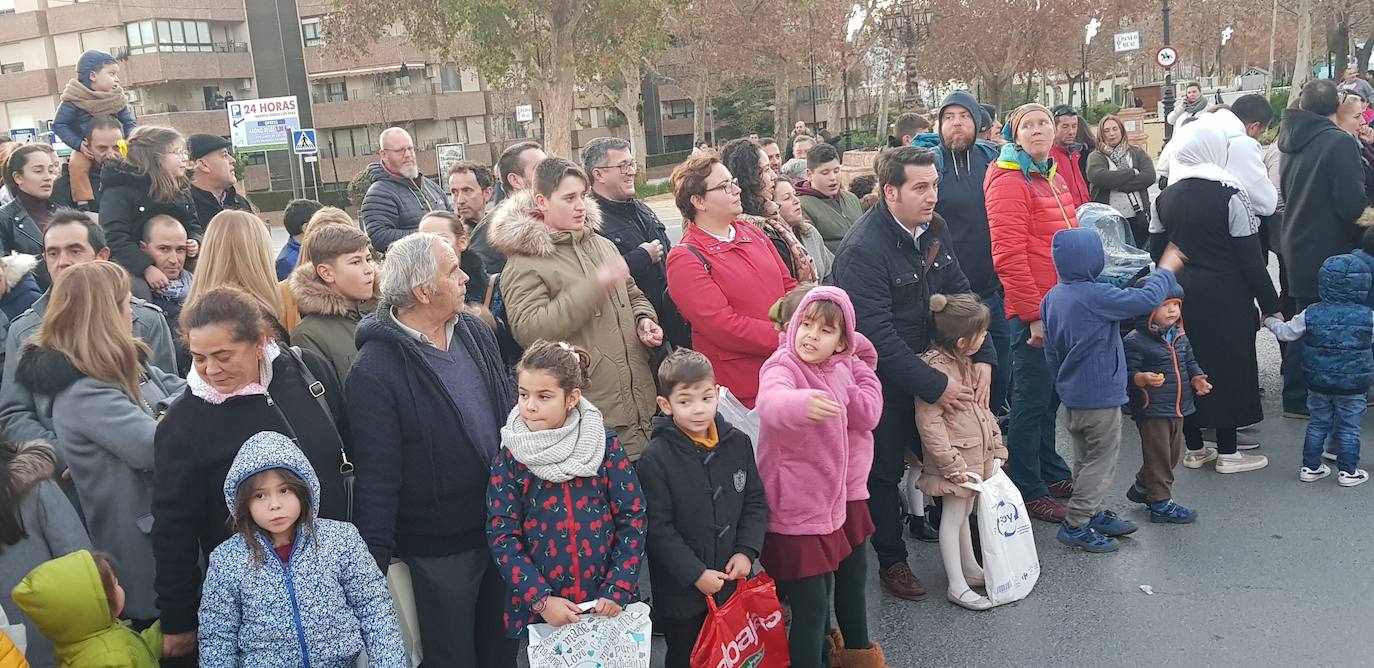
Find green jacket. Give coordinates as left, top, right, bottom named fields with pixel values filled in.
left=799, top=189, right=864, bottom=251
left=11, top=550, right=161, bottom=668
left=288, top=264, right=372, bottom=381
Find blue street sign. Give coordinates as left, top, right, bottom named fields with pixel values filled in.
left=291, top=128, right=318, bottom=155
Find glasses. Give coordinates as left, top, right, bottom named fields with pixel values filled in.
left=167, top=150, right=189, bottom=159
left=597, top=160, right=638, bottom=175
left=383, top=146, right=418, bottom=155
left=705, top=178, right=740, bottom=194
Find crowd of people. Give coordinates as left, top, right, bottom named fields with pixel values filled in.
left=0, top=43, right=1369, bottom=667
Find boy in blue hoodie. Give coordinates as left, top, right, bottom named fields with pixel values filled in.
left=52, top=50, right=138, bottom=208
left=1041, top=228, right=1185, bottom=553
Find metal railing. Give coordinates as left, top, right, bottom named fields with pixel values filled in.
left=112, top=42, right=248, bottom=60
left=310, top=82, right=476, bottom=105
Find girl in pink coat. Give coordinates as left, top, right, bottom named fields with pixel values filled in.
left=756, top=286, right=886, bottom=668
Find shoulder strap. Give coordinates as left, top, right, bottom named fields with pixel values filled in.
left=680, top=243, right=711, bottom=274
left=287, top=346, right=354, bottom=521
left=288, top=346, right=332, bottom=422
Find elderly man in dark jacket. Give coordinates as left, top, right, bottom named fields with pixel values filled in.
left=346, top=232, right=516, bottom=668
left=186, top=134, right=254, bottom=229
left=361, top=127, right=450, bottom=252
left=1277, top=79, right=1371, bottom=417
left=832, top=146, right=995, bottom=602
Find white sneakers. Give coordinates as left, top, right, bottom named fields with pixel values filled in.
left=1298, top=463, right=1368, bottom=487
left=1214, top=453, right=1269, bottom=474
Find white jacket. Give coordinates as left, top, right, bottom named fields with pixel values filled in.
left=1157, top=109, right=1277, bottom=217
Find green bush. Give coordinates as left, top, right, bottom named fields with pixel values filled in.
left=248, top=189, right=350, bottom=213
left=647, top=150, right=691, bottom=168
left=1269, top=91, right=1289, bottom=127
left=637, top=181, right=673, bottom=199
left=1084, top=102, right=1122, bottom=124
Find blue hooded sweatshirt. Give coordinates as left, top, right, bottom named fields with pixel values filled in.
left=1041, top=228, right=1179, bottom=409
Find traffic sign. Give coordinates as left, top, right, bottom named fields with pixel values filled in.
left=227, top=96, right=301, bottom=152
left=8, top=128, right=35, bottom=143
left=292, top=128, right=318, bottom=155
left=1114, top=31, right=1140, bottom=52
left=1155, top=45, right=1179, bottom=69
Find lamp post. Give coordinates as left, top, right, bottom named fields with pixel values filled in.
left=883, top=2, right=932, bottom=115
left=1083, top=18, right=1101, bottom=115
left=1161, top=0, right=1176, bottom=143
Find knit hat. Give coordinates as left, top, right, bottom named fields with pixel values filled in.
left=76, top=50, right=117, bottom=89
left=979, top=104, right=999, bottom=132
left=1002, top=103, right=1053, bottom=141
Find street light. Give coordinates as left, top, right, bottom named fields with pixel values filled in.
left=1162, top=0, right=1176, bottom=144
left=882, top=2, right=932, bottom=115
left=1082, top=17, right=1101, bottom=115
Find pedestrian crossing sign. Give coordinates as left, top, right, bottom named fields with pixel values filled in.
left=292, top=129, right=318, bottom=155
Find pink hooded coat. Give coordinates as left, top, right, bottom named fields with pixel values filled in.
left=755, top=287, right=884, bottom=536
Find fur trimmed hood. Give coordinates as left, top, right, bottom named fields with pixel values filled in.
left=3, top=439, right=57, bottom=494
left=487, top=189, right=604, bottom=258
left=288, top=262, right=379, bottom=318
left=15, top=345, right=87, bottom=397
left=2, top=252, right=38, bottom=287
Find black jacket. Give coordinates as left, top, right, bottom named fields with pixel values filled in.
left=51, top=160, right=106, bottom=212
left=1278, top=108, right=1369, bottom=301
left=0, top=198, right=54, bottom=290
left=592, top=192, right=689, bottom=346
left=190, top=184, right=254, bottom=231
left=638, top=415, right=768, bottom=619
left=831, top=204, right=996, bottom=403
left=151, top=347, right=350, bottom=634
left=98, top=159, right=200, bottom=277
left=359, top=162, right=449, bottom=252
left=346, top=305, right=515, bottom=568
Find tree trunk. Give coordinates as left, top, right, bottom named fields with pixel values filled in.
left=1292, top=0, right=1314, bottom=92
left=774, top=66, right=791, bottom=138
left=826, top=64, right=846, bottom=137
left=536, top=14, right=578, bottom=158
left=600, top=62, right=647, bottom=185
left=875, top=57, right=891, bottom=144
left=692, top=75, right=707, bottom=143
left=1327, top=20, right=1350, bottom=79
left=1356, top=28, right=1374, bottom=75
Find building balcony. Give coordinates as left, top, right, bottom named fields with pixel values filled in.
left=311, top=86, right=486, bottom=129
left=304, top=36, right=430, bottom=75
left=0, top=69, right=58, bottom=104
left=112, top=44, right=254, bottom=86
left=47, top=0, right=245, bottom=34
left=0, top=10, right=47, bottom=45
left=137, top=106, right=230, bottom=136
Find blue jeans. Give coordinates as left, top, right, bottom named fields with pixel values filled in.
left=982, top=292, right=1012, bottom=416
left=1006, top=317, right=1072, bottom=499
left=1304, top=391, right=1365, bottom=473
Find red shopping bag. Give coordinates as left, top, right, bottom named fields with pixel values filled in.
left=689, top=573, right=790, bottom=668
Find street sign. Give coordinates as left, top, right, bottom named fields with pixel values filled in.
left=304, top=155, right=318, bottom=163
left=227, top=96, right=302, bottom=152
left=515, top=105, right=534, bottom=123
left=1155, top=45, right=1179, bottom=69
left=291, top=128, right=318, bottom=155
left=436, top=143, right=466, bottom=176
left=1114, top=31, right=1140, bottom=52
left=8, top=128, right=35, bottom=143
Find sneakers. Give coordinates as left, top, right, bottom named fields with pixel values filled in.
left=1056, top=522, right=1119, bottom=553
left=1339, top=469, right=1370, bottom=487
left=1214, top=453, right=1269, bottom=474
left=1299, top=463, right=1331, bottom=482
left=1147, top=499, right=1197, bottom=523
left=1046, top=479, right=1074, bottom=499
left=1026, top=495, right=1068, bottom=523
left=1201, top=428, right=1261, bottom=450
left=878, top=562, right=928, bottom=601
left=1087, top=510, right=1138, bottom=537
left=1126, top=484, right=1149, bottom=505
left=1182, top=447, right=1218, bottom=469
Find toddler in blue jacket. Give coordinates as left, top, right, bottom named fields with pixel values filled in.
left=1041, top=228, right=1185, bottom=553
left=52, top=50, right=137, bottom=207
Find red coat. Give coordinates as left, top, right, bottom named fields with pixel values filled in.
left=985, top=163, right=1078, bottom=322
left=1050, top=143, right=1090, bottom=207
left=666, top=221, right=798, bottom=407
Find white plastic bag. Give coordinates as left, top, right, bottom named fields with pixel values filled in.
left=717, top=387, right=760, bottom=447
left=527, top=601, right=652, bottom=668
left=359, top=560, right=423, bottom=667
left=961, top=469, right=1040, bottom=606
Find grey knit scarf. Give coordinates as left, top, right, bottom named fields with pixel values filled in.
left=501, top=397, right=606, bottom=483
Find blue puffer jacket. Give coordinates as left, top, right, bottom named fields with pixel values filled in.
left=1302, top=254, right=1374, bottom=395
left=1124, top=289, right=1206, bottom=420
left=198, top=431, right=407, bottom=668
left=1350, top=250, right=1374, bottom=309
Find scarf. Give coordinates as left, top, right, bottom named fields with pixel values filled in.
left=152, top=270, right=192, bottom=303
left=995, top=142, right=1056, bottom=183
left=1104, top=140, right=1131, bottom=167
left=188, top=339, right=278, bottom=404
left=1184, top=96, right=1208, bottom=117
left=501, top=397, right=606, bottom=483
left=743, top=214, right=817, bottom=283
left=793, top=180, right=837, bottom=201
left=60, top=79, right=128, bottom=116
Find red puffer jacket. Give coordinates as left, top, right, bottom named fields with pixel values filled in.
left=985, top=163, right=1078, bottom=322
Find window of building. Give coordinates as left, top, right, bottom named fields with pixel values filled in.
left=0, top=63, right=22, bottom=75
left=301, top=19, right=323, bottom=48
left=310, top=79, right=347, bottom=103
left=126, top=20, right=212, bottom=54
left=439, top=65, right=465, bottom=93
left=574, top=107, right=593, bottom=128
left=378, top=72, right=411, bottom=94
left=330, top=126, right=371, bottom=158
left=663, top=99, right=693, bottom=120
left=444, top=117, right=469, bottom=145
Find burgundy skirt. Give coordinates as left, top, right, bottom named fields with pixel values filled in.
left=760, top=501, right=875, bottom=581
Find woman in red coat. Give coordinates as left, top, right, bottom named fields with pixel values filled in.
left=666, top=154, right=799, bottom=408
left=986, top=103, right=1078, bottom=523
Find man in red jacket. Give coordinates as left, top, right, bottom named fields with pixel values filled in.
left=1049, top=106, right=1090, bottom=207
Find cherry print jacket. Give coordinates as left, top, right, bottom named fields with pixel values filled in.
left=486, top=432, right=647, bottom=637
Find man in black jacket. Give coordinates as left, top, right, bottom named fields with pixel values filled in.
left=581, top=136, right=688, bottom=347
left=360, top=127, right=450, bottom=252
left=186, top=134, right=254, bottom=230
left=1278, top=79, right=1370, bottom=417
left=832, top=146, right=995, bottom=602
left=346, top=233, right=516, bottom=668
left=51, top=115, right=122, bottom=212
left=470, top=140, right=545, bottom=273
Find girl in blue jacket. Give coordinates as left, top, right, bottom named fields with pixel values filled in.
left=197, top=431, right=406, bottom=667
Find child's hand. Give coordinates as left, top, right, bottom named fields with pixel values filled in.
left=723, top=553, right=753, bottom=580
left=1134, top=372, right=1165, bottom=388
left=1191, top=375, right=1213, bottom=396
left=1157, top=243, right=1188, bottom=273
left=538, top=596, right=582, bottom=626
left=696, top=569, right=728, bottom=595
left=592, top=598, right=623, bottom=618
left=806, top=393, right=842, bottom=421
